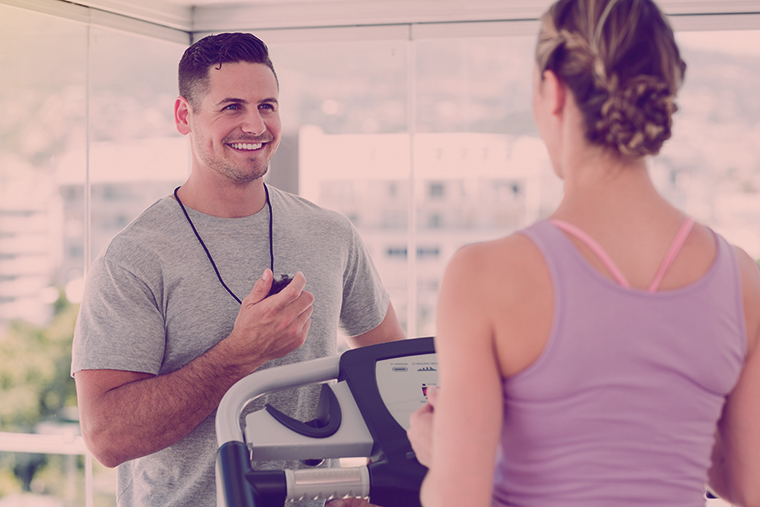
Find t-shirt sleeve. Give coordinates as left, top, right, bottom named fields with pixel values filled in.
left=338, top=220, right=390, bottom=337
left=71, top=251, right=166, bottom=376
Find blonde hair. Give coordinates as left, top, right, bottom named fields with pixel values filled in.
left=536, top=0, right=686, bottom=156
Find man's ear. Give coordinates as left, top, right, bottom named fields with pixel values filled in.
left=174, top=96, right=192, bottom=136
left=542, top=69, right=566, bottom=116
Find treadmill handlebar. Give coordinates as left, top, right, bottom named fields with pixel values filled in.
left=216, top=355, right=341, bottom=446
left=218, top=441, right=257, bottom=507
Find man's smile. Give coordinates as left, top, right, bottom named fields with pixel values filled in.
left=228, top=142, right=264, bottom=151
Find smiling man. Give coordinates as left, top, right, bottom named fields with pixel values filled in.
left=71, top=33, right=404, bottom=507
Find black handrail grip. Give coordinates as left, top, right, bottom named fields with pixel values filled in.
left=264, top=383, right=342, bottom=439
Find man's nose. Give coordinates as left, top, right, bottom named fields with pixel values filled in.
left=241, top=109, right=266, bottom=136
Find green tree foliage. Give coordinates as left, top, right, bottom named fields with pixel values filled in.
left=0, top=292, right=80, bottom=498
left=0, top=293, right=78, bottom=432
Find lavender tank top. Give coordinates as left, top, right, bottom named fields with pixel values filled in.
left=492, top=219, right=747, bottom=507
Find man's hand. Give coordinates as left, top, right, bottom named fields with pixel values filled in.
left=75, top=269, right=314, bottom=468
left=225, top=269, right=314, bottom=372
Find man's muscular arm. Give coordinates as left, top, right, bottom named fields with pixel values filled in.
left=75, top=270, right=313, bottom=467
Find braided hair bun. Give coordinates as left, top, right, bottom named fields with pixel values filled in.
left=536, top=0, right=686, bottom=157
left=596, top=75, right=678, bottom=156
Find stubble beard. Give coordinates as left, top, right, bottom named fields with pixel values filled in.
left=211, top=156, right=269, bottom=184
left=195, top=133, right=273, bottom=185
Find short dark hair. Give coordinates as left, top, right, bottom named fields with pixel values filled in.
left=178, top=32, right=278, bottom=109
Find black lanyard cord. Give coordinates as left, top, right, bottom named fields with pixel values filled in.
left=173, top=184, right=274, bottom=305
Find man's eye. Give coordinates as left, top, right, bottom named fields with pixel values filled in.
left=260, top=104, right=274, bottom=110
left=223, top=104, right=240, bottom=111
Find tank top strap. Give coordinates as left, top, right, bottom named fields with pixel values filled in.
left=549, top=218, right=632, bottom=288
left=647, top=218, right=694, bottom=292
left=549, top=217, right=694, bottom=293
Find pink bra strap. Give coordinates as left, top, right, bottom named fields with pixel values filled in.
left=647, top=218, right=694, bottom=293
left=550, top=217, right=695, bottom=292
left=550, top=218, right=632, bottom=288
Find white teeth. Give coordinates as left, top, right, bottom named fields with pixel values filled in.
left=229, top=142, right=263, bottom=150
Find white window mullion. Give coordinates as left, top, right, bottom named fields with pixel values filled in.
left=406, top=30, right=418, bottom=337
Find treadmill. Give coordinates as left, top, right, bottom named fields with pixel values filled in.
left=216, top=336, right=437, bottom=507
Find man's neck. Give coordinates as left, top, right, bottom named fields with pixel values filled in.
left=175, top=175, right=268, bottom=218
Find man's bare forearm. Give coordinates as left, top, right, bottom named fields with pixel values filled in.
left=78, top=271, right=315, bottom=467
left=77, top=337, right=262, bottom=467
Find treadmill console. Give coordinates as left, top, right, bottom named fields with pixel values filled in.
left=375, top=353, right=437, bottom=430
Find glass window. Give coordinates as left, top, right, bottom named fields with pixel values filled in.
left=268, top=39, right=411, bottom=338
left=270, top=34, right=555, bottom=337
left=0, top=6, right=91, bottom=503
left=1, top=6, right=185, bottom=505
left=661, top=30, right=760, bottom=258
left=409, top=35, right=555, bottom=336
left=0, top=4, right=87, bottom=327
left=270, top=28, right=760, bottom=339
left=85, top=28, right=188, bottom=272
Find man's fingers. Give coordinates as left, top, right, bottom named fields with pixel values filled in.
left=244, top=271, right=310, bottom=309
left=246, top=269, right=274, bottom=305
left=273, top=271, right=307, bottom=303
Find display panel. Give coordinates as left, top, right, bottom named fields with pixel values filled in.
left=375, top=353, right=438, bottom=430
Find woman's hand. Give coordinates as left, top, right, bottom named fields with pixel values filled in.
left=407, top=385, right=439, bottom=467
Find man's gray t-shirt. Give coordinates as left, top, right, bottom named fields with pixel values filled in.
left=71, top=186, right=390, bottom=507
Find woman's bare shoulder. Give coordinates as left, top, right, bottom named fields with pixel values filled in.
left=442, top=232, right=551, bottom=322
left=450, top=232, right=547, bottom=281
